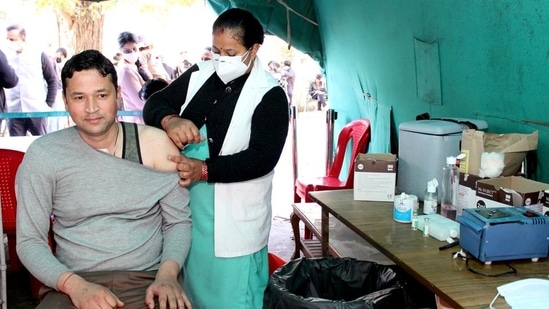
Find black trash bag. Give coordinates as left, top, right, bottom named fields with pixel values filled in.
left=264, top=257, right=418, bottom=309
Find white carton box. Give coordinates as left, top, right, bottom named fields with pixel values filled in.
left=354, top=153, right=397, bottom=202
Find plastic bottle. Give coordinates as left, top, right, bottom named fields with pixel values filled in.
left=441, top=156, right=459, bottom=220
left=423, top=178, right=438, bottom=215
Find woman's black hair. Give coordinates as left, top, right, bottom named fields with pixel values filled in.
left=139, top=78, right=169, bottom=101
left=118, top=31, right=138, bottom=49
left=212, top=8, right=264, bottom=49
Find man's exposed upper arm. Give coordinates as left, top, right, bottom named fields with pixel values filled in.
left=138, top=125, right=179, bottom=171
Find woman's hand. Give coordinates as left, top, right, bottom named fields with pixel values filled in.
left=164, top=117, right=205, bottom=149
left=169, top=155, right=203, bottom=187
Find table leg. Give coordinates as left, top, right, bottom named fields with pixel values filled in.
left=321, top=207, right=329, bottom=257
left=290, top=211, right=302, bottom=260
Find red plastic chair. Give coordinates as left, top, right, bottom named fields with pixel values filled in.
left=293, top=118, right=371, bottom=203
left=0, top=149, right=25, bottom=272
left=291, top=119, right=370, bottom=252
left=268, top=252, right=286, bottom=276
left=0, top=149, right=46, bottom=300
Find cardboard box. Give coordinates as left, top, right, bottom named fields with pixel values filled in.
left=475, top=176, right=549, bottom=213
left=354, top=153, right=397, bottom=202
left=542, top=190, right=549, bottom=216
left=457, top=173, right=485, bottom=215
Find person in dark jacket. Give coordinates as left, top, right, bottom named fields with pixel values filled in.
left=0, top=48, right=19, bottom=127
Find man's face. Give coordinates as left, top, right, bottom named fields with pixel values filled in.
left=63, top=69, right=119, bottom=140
left=201, top=49, right=212, bottom=61
left=6, top=29, right=24, bottom=53
left=120, top=41, right=139, bottom=64
left=55, top=52, right=65, bottom=63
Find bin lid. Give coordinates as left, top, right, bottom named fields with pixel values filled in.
left=399, top=119, right=488, bottom=135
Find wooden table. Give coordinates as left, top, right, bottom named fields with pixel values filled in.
left=309, top=189, right=549, bottom=309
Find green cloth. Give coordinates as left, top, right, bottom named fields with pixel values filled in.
left=183, top=126, right=268, bottom=309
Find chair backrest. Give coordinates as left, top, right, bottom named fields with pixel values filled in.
left=0, top=149, right=25, bottom=232
left=327, top=119, right=371, bottom=188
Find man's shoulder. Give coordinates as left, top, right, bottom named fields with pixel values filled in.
left=25, top=127, right=75, bottom=157
left=134, top=124, right=180, bottom=171
left=135, top=124, right=179, bottom=154
left=135, top=123, right=168, bottom=138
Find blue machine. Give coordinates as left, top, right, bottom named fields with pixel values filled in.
left=457, top=208, right=549, bottom=263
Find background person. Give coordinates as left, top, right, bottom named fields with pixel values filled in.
left=143, top=8, right=289, bottom=308
left=267, top=60, right=283, bottom=87
left=117, top=31, right=145, bottom=124
left=309, top=73, right=327, bottom=110
left=175, top=50, right=193, bottom=78
left=48, top=46, right=70, bottom=133
left=200, top=46, right=212, bottom=61
left=16, top=49, right=192, bottom=309
left=4, top=24, right=57, bottom=136
left=0, top=48, right=18, bottom=130
left=138, top=38, right=170, bottom=81
left=280, top=59, right=295, bottom=106
left=139, top=77, right=169, bottom=101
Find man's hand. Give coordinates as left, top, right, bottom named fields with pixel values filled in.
left=168, top=155, right=203, bottom=187
left=145, top=260, right=192, bottom=309
left=59, top=273, right=124, bottom=309
left=164, top=117, right=204, bottom=149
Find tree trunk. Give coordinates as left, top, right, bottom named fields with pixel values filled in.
left=56, top=1, right=105, bottom=55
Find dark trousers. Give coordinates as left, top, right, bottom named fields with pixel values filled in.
left=8, top=117, right=48, bottom=136
left=37, top=270, right=158, bottom=309
left=315, top=94, right=326, bottom=110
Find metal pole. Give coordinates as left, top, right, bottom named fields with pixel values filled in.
left=325, top=109, right=337, bottom=175
left=0, top=194, right=7, bottom=309
left=290, top=105, right=298, bottom=182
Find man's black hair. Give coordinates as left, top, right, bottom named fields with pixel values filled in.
left=61, top=49, right=118, bottom=94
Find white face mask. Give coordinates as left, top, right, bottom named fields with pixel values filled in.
left=489, top=278, right=549, bottom=309
left=123, top=51, right=139, bottom=64
left=6, top=40, right=21, bottom=53
left=212, top=50, right=251, bottom=84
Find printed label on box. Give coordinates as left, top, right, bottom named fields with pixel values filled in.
left=457, top=173, right=484, bottom=215
left=354, top=153, right=397, bottom=202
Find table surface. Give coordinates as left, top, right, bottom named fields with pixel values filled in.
left=309, top=189, right=549, bottom=309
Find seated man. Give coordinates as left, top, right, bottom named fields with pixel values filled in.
left=309, top=73, right=327, bottom=111
left=15, top=50, right=192, bottom=309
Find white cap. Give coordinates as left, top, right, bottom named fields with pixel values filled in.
left=427, top=178, right=438, bottom=193
left=446, top=156, right=457, bottom=165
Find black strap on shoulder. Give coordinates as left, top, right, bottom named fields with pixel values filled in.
left=120, top=122, right=143, bottom=164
